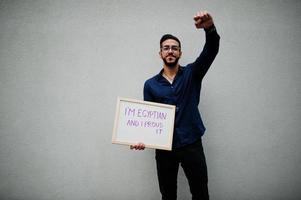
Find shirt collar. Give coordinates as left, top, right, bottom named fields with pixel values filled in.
left=157, top=66, right=183, bottom=81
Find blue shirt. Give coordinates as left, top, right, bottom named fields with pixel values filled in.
left=143, top=28, right=220, bottom=149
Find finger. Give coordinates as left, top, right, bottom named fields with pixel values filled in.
left=132, top=144, right=141, bottom=150
left=139, top=143, right=145, bottom=150
left=204, top=12, right=212, bottom=21
left=206, top=12, right=212, bottom=20
left=200, top=16, right=210, bottom=24
left=194, top=12, right=202, bottom=22
left=193, top=14, right=200, bottom=21
left=200, top=13, right=209, bottom=21
left=202, top=13, right=208, bottom=20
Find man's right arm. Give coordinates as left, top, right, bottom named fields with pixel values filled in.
left=130, top=81, right=153, bottom=150
left=143, top=81, right=154, bottom=102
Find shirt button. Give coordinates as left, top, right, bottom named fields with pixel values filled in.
left=171, top=86, right=174, bottom=89
left=176, top=107, right=179, bottom=112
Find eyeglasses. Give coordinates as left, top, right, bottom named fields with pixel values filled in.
left=161, top=45, right=181, bottom=52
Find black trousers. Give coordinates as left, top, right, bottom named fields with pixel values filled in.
left=155, top=139, right=209, bottom=200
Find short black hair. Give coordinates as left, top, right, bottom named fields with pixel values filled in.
left=160, top=34, right=181, bottom=48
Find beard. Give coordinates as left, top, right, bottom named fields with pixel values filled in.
left=163, top=56, right=180, bottom=69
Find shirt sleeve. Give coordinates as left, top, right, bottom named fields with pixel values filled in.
left=143, top=81, right=154, bottom=102
left=190, top=25, right=220, bottom=80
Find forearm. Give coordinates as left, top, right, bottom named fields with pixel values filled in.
left=204, top=25, right=220, bottom=55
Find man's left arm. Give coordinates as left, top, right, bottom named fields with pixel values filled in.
left=191, top=11, right=220, bottom=79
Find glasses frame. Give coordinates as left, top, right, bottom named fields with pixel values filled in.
left=161, top=45, right=181, bottom=53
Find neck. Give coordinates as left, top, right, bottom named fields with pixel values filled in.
left=163, top=64, right=179, bottom=77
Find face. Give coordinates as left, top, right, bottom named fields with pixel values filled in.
left=160, top=39, right=182, bottom=68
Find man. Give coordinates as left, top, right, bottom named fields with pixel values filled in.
left=131, top=11, right=220, bottom=200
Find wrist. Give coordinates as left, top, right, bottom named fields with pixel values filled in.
left=204, top=24, right=216, bottom=34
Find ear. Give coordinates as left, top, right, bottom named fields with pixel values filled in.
left=159, top=51, right=163, bottom=59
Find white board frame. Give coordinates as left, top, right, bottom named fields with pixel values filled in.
left=112, top=97, right=176, bottom=151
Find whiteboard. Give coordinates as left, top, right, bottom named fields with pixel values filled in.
left=112, top=97, right=176, bottom=150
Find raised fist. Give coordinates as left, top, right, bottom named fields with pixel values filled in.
left=194, top=11, right=214, bottom=29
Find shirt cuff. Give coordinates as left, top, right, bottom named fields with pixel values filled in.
left=204, top=25, right=217, bottom=35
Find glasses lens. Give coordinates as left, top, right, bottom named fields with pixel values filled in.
left=162, top=46, right=180, bottom=52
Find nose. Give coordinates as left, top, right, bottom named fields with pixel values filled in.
left=167, top=48, right=173, bottom=53
left=166, top=49, right=174, bottom=55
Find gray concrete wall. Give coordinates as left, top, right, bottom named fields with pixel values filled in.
left=0, top=0, right=300, bottom=199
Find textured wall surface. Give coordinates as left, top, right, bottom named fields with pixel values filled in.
left=0, top=0, right=300, bottom=199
